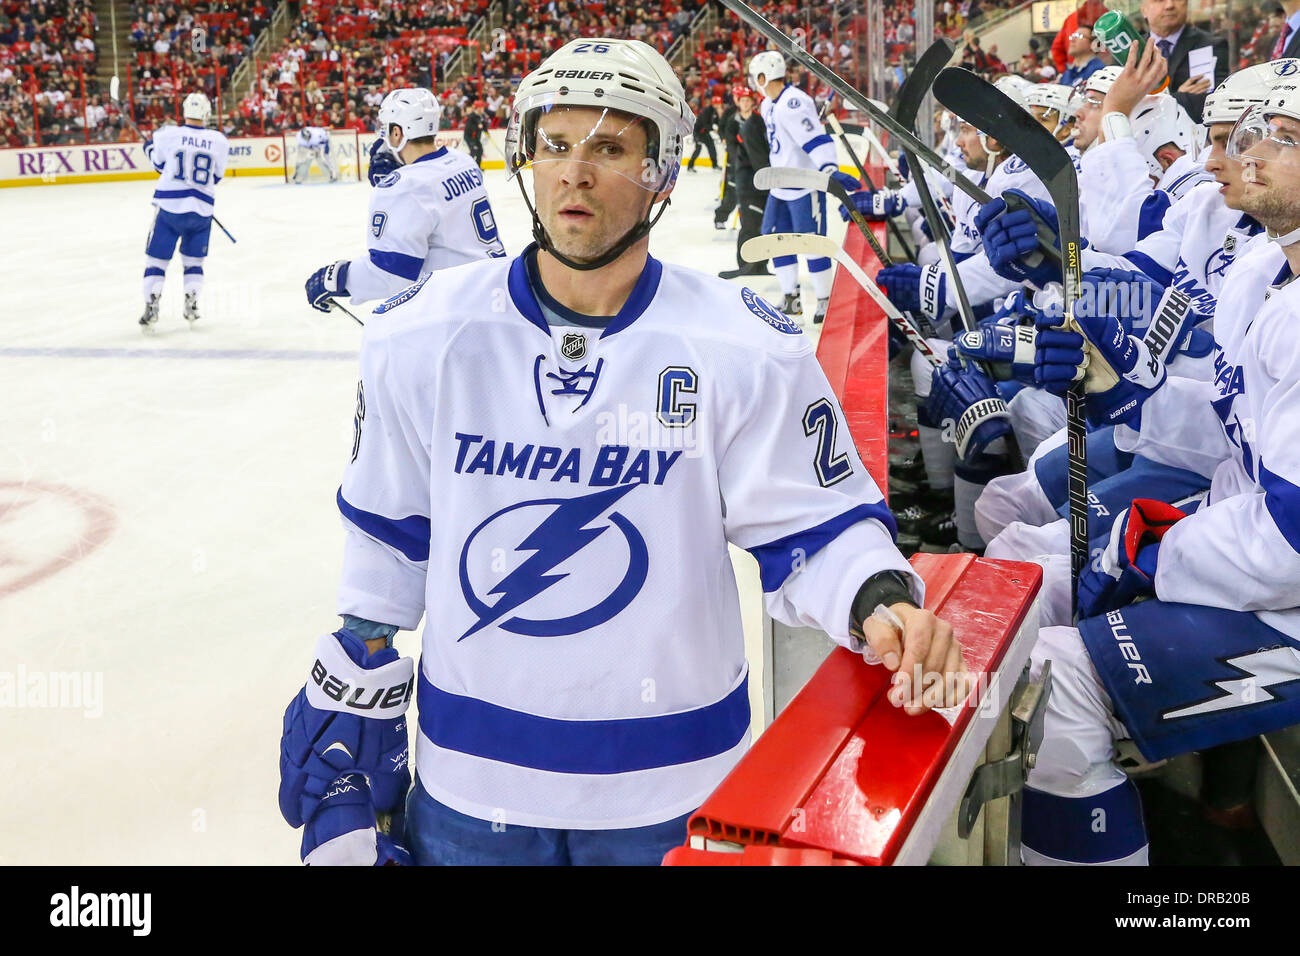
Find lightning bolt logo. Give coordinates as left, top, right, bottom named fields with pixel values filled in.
left=1162, top=646, right=1300, bottom=721
left=458, top=483, right=648, bottom=640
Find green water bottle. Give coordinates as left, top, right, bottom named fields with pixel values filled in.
left=1093, top=9, right=1171, bottom=92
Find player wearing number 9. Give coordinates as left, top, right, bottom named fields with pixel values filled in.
left=138, top=92, right=229, bottom=330
left=281, top=39, right=971, bottom=867
left=304, top=87, right=508, bottom=316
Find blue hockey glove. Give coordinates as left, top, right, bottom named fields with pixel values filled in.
left=877, top=262, right=947, bottom=320
left=821, top=164, right=862, bottom=193
left=927, top=363, right=1013, bottom=462
left=896, top=151, right=910, bottom=182
left=1032, top=269, right=1187, bottom=425
left=301, top=771, right=414, bottom=866
left=306, top=260, right=350, bottom=312
left=1078, top=498, right=1186, bottom=617
left=980, top=289, right=1030, bottom=329
left=839, top=188, right=907, bottom=222
left=367, top=136, right=401, bottom=186
left=280, top=629, right=414, bottom=864
left=975, top=189, right=1083, bottom=288
left=949, top=322, right=1038, bottom=384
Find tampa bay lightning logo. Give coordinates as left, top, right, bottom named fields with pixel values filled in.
left=1002, top=157, right=1028, bottom=174
left=1275, top=61, right=1300, bottom=77
left=375, top=271, right=431, bottom=314
left=458, top=483, right=648, bottom=640
left=376, top=171, right=401, bottom=188
left=1205, top=247, right=1234, bottom=280
left=741, top=286, right=802, bottom=335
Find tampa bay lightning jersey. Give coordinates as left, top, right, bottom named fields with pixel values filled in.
left=142, top=123, right=229, bottom=217
left=298, top=126, right=331, bottom=150
left=335, top=247, right=920, bottom=828
left=1116, top=237, right=1300, bottom=642
left=346, top=146, right=507, bottom=305
left=760, top=85, right=840, bottom=200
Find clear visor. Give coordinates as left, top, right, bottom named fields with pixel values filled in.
left=1228, top=104, right=1300, bottom=170
left=506, top=98, right=673, bottom=193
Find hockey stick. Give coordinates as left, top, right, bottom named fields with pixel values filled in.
left=886, top=39, right=977, bottom=336
left=110, top=76, right=237, bottom=244
left=756, top=165, right=897, bottom=269
left=331, top=300, right=365, bottom=327
left=743, top=233, right=1009, bottom=459
left=932, top=67, right=1087, bottom=615
left=743, top=233, right=938, bottom=364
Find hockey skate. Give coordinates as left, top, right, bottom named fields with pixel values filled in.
left=139, top=292, right=160, bottom=331
left=813, top=296, right=829, bottom=324
left=184, top=290, right=200, bottom=326
left=778, top=292, right=802, bottom=318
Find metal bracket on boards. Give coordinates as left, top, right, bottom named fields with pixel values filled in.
left=958, top=661, right=1052, bottom=844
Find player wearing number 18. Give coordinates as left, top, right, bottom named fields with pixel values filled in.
left=304, top=88, right=507, bottom=316
left=139, top=92, right=229, bottom=330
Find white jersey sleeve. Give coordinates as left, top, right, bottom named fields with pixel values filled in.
left=765, top=85, right=839, bottom=199
left=714, top=338, right=923, bottom=642
left=337, top=319, right=431, bottom=629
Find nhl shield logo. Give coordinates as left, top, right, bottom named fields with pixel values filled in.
left=1223, top=234, right=1237, bottom=256
left=560, top=332, right=587, bottom=361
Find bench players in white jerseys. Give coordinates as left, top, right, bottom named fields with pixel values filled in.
left=304, top=88, right=506, bottom=315
left=748, top=49, right=861, bottom=324
left=278, top=38, right=969, bottom=866
left=291, top=125, right=339, bottom=183
left=139, top=92, right=229, bottom=330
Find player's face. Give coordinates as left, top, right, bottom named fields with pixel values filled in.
left=1237, top=115, right=1300, bottom=232
left=1074, top=93, right=1103, bottom=150
left=1203, top=122, right=1246, bottom=209
left=956, top=123, right=986, bottom=166
left=530, top=106, right=665, bottom=264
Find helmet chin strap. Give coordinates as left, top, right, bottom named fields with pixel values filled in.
left=1267, top=221, right=1300, bottom=246
left=515, top=175, right=672, bottom=271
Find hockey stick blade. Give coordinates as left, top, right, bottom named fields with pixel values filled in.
left=892, top=40, right=953, bottom=127
left=753, top=166, right=828, bottom=193
left=716, top=0, right=993, bottom=207
left=740, top=234, right=940, bottom=367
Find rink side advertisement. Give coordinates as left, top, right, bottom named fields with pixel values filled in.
left=0, top=128, right=502, bottom=187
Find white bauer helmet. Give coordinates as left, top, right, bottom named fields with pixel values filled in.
left=377, top=87, right=442, bottom=159
left=1203, top=58, right=1300, bottom=126
left=1025, top=82, right=1078, bottom=134
left=993, top=74, right=1035, bottom=108
left=1130, top=94, right=1202, bottom=177
left=1084, top=65, right=1123, bottom=97
left=506, top=37, right=694, bottom=270
left=182, top=92, right=211, bottom=123
left=748, top=50, right=786, bottom=95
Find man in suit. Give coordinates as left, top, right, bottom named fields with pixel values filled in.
left=1140, top=0, right=1228, bottom=123
left=1272, top=0, right=1300, bottom=61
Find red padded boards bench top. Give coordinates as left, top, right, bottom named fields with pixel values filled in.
left=670, top=553, right=1042, bottom=866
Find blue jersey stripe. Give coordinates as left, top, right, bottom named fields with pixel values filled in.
left=153, top=188, right=214, bottom=205
left=417, top=668, right=749, bottom=773
left=1123, top=250, right=1174, bottom=286
left=1260, top=464, right=1300, bottom=554
left=368, top=249, right=425, bottom=281
left=749, top=502, right=898, bottom=593
left=336, top=488, right=431, bottom=562
left=801, top=133, right=834, bottom=154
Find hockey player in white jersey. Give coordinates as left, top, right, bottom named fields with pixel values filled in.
left=304, top=88, right=505, bottom=314
left=291, top=125, right=339, bottom=183
left=993, top=82, right=1300, bottom=865
left=749, top=50, right=860, bottom=323
left=138, top=92, right=229, bottom=329
left=278, top=38, right=970, bottom=866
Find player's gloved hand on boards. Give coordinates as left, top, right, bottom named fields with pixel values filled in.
left=949, top=322, right=1037, bottom=384
left=306, top=260, right=350, bottom=312
left=367, top=137, right=401, bottom=186
left=976, top=189, right=1083, bottom=289
left=1031, top=269, right=1185, bottom=426
left=280, top=628, right=413, bottom=865
left=877, top=262, right=947, bottom=320
left=820, top=163, right=861, bottom=193
left=1078, top=499, right=1186, bottom=617
left=927, top=363, right=1013, bottom=461
left=839, top=188, right=906, bottom=222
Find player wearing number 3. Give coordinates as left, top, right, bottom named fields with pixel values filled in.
left=278, top=40, right=970, bottom=866
left=304, top=88, right=507, bottom=316
left=139, top=92, right=229, bottom=330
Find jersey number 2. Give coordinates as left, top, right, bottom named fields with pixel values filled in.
left=803, top=398, right=853, bottom=487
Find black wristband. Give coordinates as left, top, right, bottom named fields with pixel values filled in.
left=850, top=570, right=918, bottom=634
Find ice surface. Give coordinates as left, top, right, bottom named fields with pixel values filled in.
left=0, top=164, right=840, bottom=863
